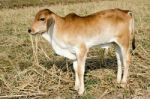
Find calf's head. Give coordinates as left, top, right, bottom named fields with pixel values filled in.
left=28, top=9, right=54, bottom=34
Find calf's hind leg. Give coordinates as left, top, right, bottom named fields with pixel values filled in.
left=116, top=37, right=130, bottom=87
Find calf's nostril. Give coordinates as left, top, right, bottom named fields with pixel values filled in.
left=28, top=29, right=31, bottom=33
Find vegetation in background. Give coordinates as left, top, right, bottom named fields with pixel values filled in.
left=0, top=0, right=99, bottom=9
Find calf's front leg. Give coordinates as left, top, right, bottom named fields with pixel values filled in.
left=74, top=44, right=88, bottom=95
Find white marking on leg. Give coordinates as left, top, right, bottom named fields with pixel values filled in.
left=104, top=47, right=109, bottom=56
left=73, top=61, right=80, bottom=91
left=76, top=46, right=88, bottom=95
left=115, top=47, right=122, bottom=83
left=121, top=49, right=130, bottom=85
left=78, top=62, right=85, bottom=95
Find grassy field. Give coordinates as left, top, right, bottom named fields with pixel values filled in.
left=0, top=0, right=150, bottom=98
left=0, top=0, right=98, bottom=9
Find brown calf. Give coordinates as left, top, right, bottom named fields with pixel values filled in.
left=28, top=8, right=135, bottom=95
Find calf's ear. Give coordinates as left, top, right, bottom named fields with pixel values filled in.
left=47, top=17, right=55, bottom=32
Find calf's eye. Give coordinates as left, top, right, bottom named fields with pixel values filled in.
left=40, top=18, right=45, bottom=21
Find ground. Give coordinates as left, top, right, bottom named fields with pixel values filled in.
left=0, top=0, right=150, bottom=99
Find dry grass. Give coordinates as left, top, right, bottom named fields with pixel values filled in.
left=0, top=0, right=99, bottom=9
left=0, top=0, right=150, bottom=98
